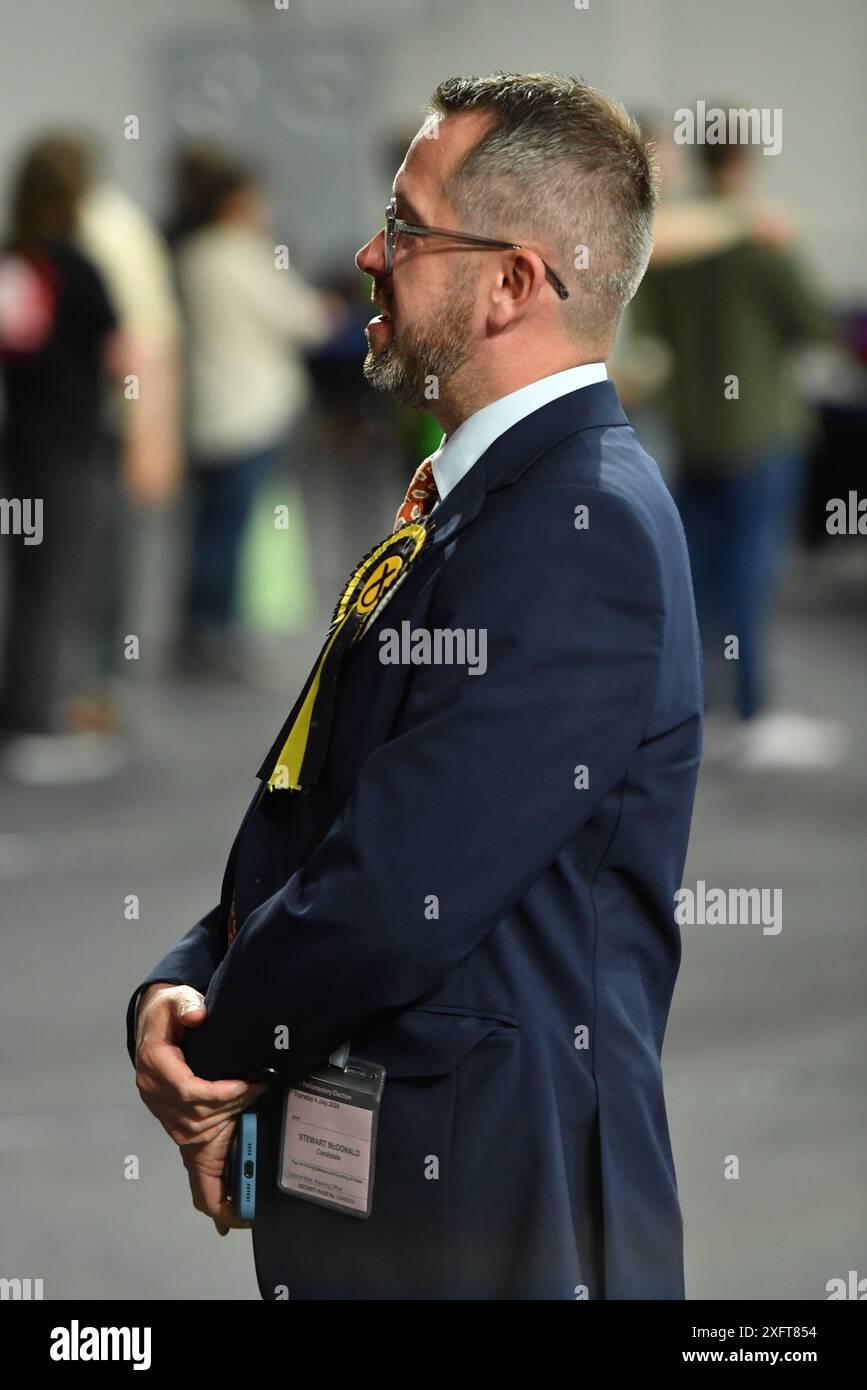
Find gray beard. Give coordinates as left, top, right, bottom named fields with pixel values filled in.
left=361, top=286, right=476, bottom=410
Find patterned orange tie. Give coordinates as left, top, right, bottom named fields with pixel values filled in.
left=393, top=455, right=439, bottom=532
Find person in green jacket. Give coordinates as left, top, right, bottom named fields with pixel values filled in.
left=630, top=121, right=842, bottom=770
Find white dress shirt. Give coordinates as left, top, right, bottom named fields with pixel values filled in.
left=429, top=361, right=608, bottom=507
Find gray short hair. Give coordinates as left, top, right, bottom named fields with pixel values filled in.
left=424, top=72, right=658, bottom=344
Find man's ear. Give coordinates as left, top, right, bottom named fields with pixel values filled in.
left=487, top=249, right=546, bottom=330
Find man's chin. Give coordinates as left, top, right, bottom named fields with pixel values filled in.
left=362, top=342, right=401, bottom=389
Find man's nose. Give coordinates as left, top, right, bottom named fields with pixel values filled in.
left=355, top=227, right=386, bottom=276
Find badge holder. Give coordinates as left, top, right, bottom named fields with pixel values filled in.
left=277, top=1039, right=385, bottom=1219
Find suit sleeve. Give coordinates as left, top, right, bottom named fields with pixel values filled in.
left=183, top=483, right=666, bottom=1083
left=123, top=903, right=226, bottom=1065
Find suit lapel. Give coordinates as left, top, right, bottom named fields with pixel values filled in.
left=411, top=378, right=629, bottom=571
left=255, top=380, right=629, bottom=789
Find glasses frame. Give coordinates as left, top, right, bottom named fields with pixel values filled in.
left=384, top=196, right=570, bottom=300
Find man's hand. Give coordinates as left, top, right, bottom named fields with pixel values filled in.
left=134, top=983, right=266, bottom=1147
left=181, top=1115, right=252, bottom=1236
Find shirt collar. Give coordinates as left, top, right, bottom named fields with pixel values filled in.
left=430, top=361, right=608, bottom=505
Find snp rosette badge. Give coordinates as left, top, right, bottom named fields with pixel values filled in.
left=257, top=520, right=434, bottom=792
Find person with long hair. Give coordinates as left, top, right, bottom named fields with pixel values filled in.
left=0, top=132, right=127, bottom=782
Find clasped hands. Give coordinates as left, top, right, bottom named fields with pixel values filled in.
left=134, top=983, right=267, bottom=1236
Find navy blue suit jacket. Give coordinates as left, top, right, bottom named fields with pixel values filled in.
left=126, top=380, right=703, bottom=1300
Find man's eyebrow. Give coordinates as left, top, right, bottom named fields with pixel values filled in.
left=392, top=185, right=423, bottom=223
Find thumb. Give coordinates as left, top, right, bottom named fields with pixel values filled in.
left=176, top=993, right=207, bottom=1028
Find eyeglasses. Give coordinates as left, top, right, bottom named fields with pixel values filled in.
left=384, top=196, right=570, bottom=300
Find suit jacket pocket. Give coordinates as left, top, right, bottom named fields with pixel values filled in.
left=352, top=1005, right=520, bottom=1079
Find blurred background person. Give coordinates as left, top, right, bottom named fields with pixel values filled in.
left=0, top=132, right=129, bottom=782
left=170, top=147, right=337, bottom=680
left=642, top=114, right=798, bottom=266
left=69, top=177, right=184, bottom=734
left=629, top=109, right=844, bottom=771
left=613, top=114, right=803, bottom=468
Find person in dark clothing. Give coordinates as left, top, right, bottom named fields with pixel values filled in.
left=0, top=133, right=126, bottom=781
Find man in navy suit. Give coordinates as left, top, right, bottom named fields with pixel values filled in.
left=128, top=73, right=702, bottom=1300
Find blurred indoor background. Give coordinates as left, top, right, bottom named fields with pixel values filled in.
left=0, top=0, right=864, bottom=1300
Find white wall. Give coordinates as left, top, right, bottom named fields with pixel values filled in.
left=0, top=0, right=864, bottom=294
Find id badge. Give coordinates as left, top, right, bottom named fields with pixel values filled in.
left=278, top=1057, right=386, bottom=1218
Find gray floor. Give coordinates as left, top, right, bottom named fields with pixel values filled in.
left=0, top=569, right=864, bottom=1301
